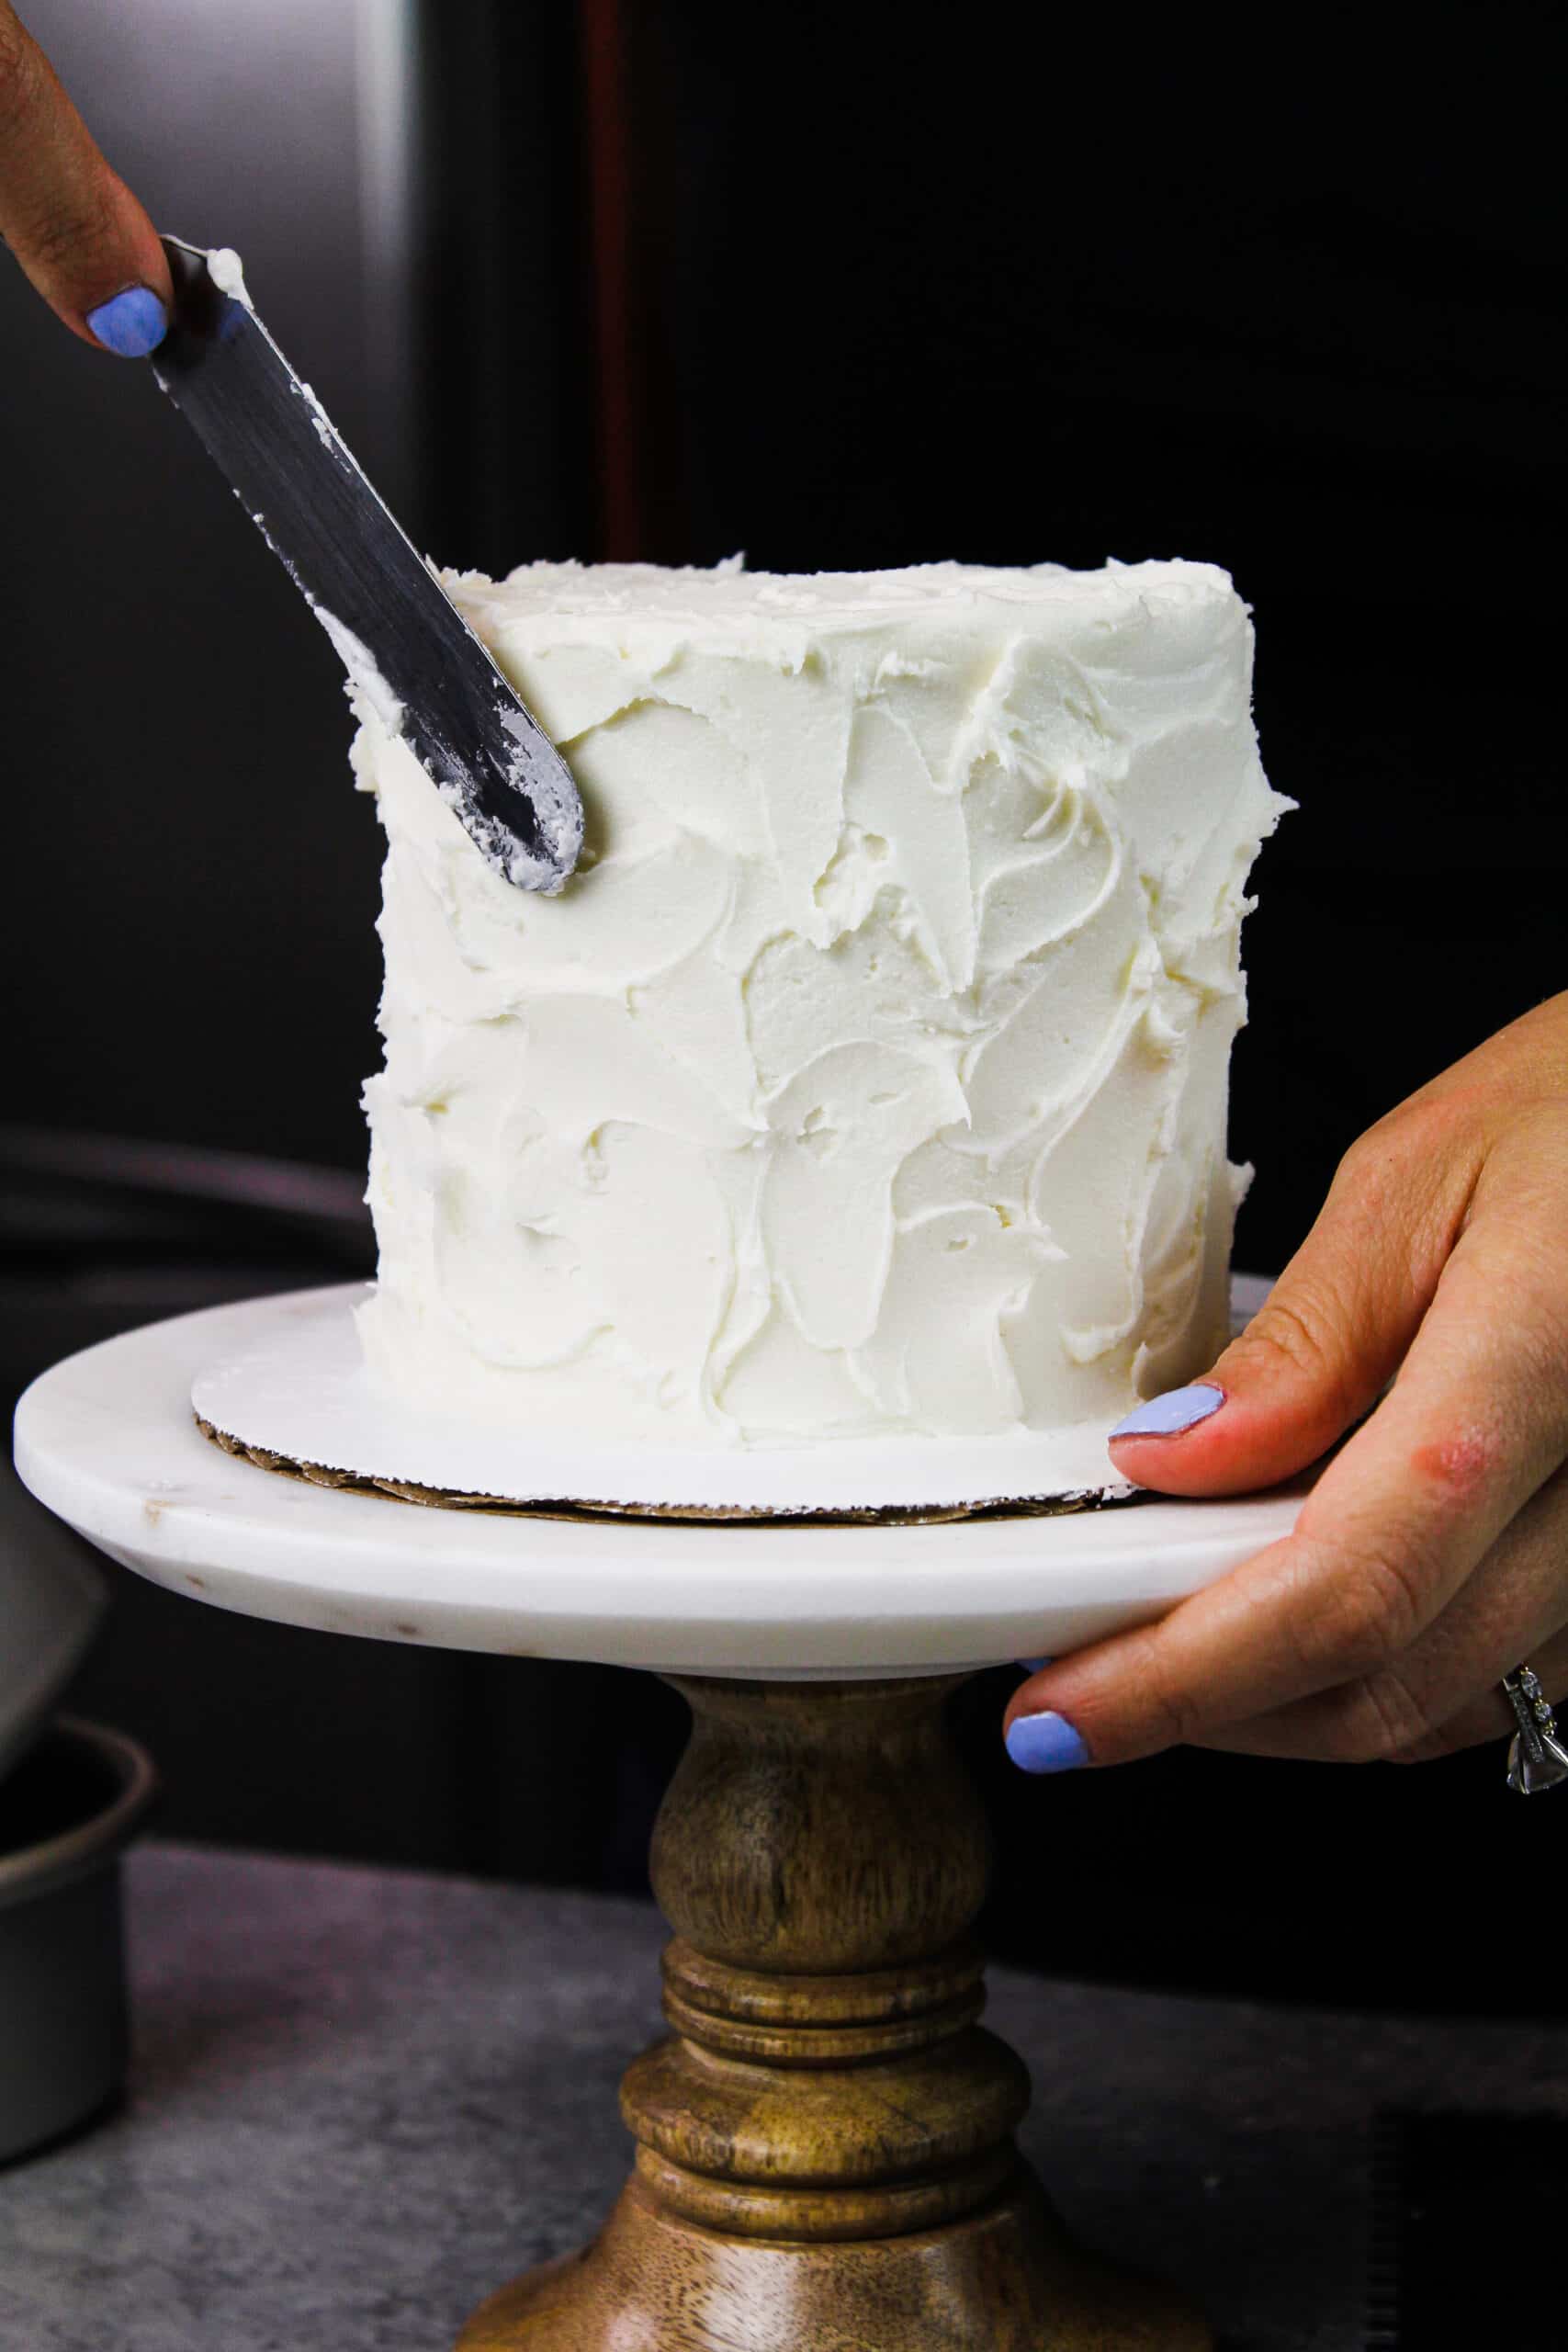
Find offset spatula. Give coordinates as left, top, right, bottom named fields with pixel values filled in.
left=150, top=237, right=582, bottom=894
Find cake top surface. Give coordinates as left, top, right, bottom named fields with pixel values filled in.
left=444, top=555, right=1239, bottom=635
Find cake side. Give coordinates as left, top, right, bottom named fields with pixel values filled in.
left=354, top=560, right=1290, bottom=1449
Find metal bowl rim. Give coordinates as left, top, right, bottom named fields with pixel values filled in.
left=0, top=1716, right=157, bottom=1914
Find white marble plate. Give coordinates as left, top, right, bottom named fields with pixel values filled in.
left=12, top=1283, right=1305, bottom=1680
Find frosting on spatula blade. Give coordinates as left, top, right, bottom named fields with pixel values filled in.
left=149, top=236, right=582, bottom=893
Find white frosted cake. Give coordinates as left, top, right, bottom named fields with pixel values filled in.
left=350, top=559, right=1287, bottom=1468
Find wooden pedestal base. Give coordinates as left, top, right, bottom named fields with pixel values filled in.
left=457, top=1675, right=1211, bottom=2352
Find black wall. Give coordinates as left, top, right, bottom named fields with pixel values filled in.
left=5, top=0, right=1564, bottom=2015
left=609, top=0, right=1565, bottom=1279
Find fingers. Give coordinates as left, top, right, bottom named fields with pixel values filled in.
left=1186, top=1460, right=1568, bottom=1762
left=1108, top=1090, right=1487, bottom=1498
left=1404, top=1625, right=1568, bottom=1763
left=0, top=1, right=171, bottom=350
left=1008, top=1139, right=1568, bottom=1769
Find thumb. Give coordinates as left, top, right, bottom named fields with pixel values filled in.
left=0, top=2, right=172, bottom=353
left=1107, top=1114, right=1481, bottom=1497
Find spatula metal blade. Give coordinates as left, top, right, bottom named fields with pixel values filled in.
left=149, top=237, right=582, bottom=894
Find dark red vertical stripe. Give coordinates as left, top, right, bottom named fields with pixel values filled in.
left=578, top=0, right=641, bottom=560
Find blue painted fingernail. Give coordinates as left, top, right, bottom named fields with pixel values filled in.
left=1109, top=1383, right=1224, bottom=1441
left=1006, top=1711, right=1089, bottom=1774
left=1016, top=1657, right=1054, bottom=1674
left=85, top=286, right=168, bottom=357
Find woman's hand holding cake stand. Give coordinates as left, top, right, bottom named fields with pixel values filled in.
left=0, top=3, right=169, bottom=356
left=1008, top=990, right=1568, bottom=1781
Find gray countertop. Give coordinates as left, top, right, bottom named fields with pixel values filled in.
left=1, top=1841, right=1562, bottom=2351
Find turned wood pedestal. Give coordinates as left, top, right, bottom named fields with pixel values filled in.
left=458, top=1675, right=1210, bottom=2352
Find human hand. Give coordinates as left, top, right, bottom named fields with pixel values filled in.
left=1, top=0, right=169, bottom=353
left=1006, top=990, right=1568, bottom=1775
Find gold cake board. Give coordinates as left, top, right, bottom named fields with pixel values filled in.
left=187, top=1283, right=1141, bottom=1520
left=196, top=1412, right=1139, bottom=1528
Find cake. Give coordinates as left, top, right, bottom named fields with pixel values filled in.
left=350, top=559, right=1288, bottom=1464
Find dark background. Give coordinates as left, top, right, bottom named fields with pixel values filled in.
left=2, top=0, right=1563, bottom=2011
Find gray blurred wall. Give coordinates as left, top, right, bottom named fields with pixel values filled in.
left=1, top=0, right=412, bottom=1173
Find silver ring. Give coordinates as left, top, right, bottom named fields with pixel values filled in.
left=1502, top=1667, right=1568, bottom=1794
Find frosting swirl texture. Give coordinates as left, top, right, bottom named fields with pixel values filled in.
left=354, top=559, right=1289, bottom=1449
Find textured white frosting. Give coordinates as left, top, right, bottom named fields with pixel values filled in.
left=353, top=558, right=1289, bottom=1457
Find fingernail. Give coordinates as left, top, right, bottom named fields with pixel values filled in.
left=1109, top=1383, right=1225, bottom=1441
left=1006, top=1711, right=1089, bottom=1774
left=1016, top=1657, right=1054, bottom=1674
left=85, top=286, right=168, bottom=357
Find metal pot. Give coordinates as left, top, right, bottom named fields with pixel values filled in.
left=0, top=1715, right=157, bottom=2164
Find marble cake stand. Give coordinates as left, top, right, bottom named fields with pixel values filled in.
left=14, top=1293, right=1309, bottom=2351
